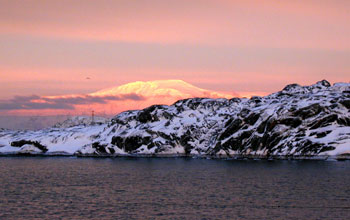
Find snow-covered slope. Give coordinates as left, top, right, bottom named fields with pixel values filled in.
left=0, top=80, right=349, bottom=160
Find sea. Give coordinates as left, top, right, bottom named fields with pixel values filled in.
left=0, top=157, right=349, bottom=219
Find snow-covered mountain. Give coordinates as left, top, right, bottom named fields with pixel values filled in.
left=86, top=79, right=236, bottom=115
left=91, top=79, right=236, bottom=99
left=0, top=80, right=349, bottom=160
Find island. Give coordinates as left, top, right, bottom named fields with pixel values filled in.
left=1, top=80, right=349, bottom=160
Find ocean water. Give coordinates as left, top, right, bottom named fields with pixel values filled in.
left=0, top=157, right=349, bottom=219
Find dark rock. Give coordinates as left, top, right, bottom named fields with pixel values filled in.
left=147, top=142, right=155, bottom=150
left=229, top=98, right=241, bottom=103
left=316, top=131, right=332, bottom=138
left=110, top=118, right=127, bottom=125
left=244, top=113, right=260, bottom=125
left=240, top=130, right=254, bottom=140
left=319, top=146, right=336, bottom=153
left=340, top=99, right=350, bottom=109
left=186, top=98, right=207, bottom=110
left=256, top=119, right=268, bottom=133
left=111, top=135, right=151, bottom=152
left=218, top=119, right=243, bottom=140
left=316, top=80, right=331, bottom=87
left=125, top=136, right=151, bottom=152
left=137, top=105, right=164, bottom=123
left=249, top=135, right=262, bottom=151
left=282, top=83, right=301, bottom=91
left=329, top=104, right=338, bottom=109
left=250, top=96, right=262, bottom=104
left=108, top=147, right=115, bottom=154
left=224, top=118, right=233, bottom=127
left=265, top=132, right=284, bottom=150
left=298, top=140, right=324, bottom=154
left=179, top=130, right=194, bottom=154
left=92, top=142, right=108, bottom=154
left=162, top=112, right=174, bottom=120
left=222, top=137, right=243, bottom=151
left=173, top=98, right=207, bottom=110
left=337, top=117, right=350, bottom=126
left=11, top=140, right=48, bottom=153
left=279, top=117, right=302, bottom=128
left=310, top=130, right=332, bottom=138
left=157, top=131, right=174, bottom=141
left=295, top=130, right=306, bottom=137
left=293, top=103, right=323, bottom=119
left=164, top=121, right=171, bottom=126
left=111, top=136, right=123, bottom=148
left=265, top=118, right=278, bottom=132
left=211, top=142, right=223, bottom=154
left=241, top=124, right=249, bottom=130
left=310, top=114, right=338, bottom=130
left=137, top=111, right=153, bottom=123
left=240, top=108, right=251, bottom=117
left=342, top=91, right=350, bottom=98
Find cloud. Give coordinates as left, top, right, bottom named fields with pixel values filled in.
left=0, top=94, right=145, bottom=110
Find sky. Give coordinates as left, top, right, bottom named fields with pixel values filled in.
left=0, top=0, right=349, bottom=115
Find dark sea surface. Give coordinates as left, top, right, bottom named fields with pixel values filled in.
left=0, top=157, right=349, bottom=220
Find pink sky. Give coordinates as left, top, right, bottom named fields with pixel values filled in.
left=0, top=0, right=349, bottom=115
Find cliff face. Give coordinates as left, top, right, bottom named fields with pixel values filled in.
left=1, top=80, right=350, bottom=159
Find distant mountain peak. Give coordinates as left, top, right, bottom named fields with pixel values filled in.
left=91, top=79, right=236, bottom=99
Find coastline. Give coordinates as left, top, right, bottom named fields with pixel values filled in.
left=1, top=152, right=349, bottom=161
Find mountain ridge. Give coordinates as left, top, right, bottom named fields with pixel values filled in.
left=0, top=80, right=349, bottom=160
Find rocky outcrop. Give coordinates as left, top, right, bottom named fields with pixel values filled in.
left=11, top=140, right=48, bottom=153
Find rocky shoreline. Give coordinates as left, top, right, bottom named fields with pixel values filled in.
left=1, top=151, right=350, bottom=161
